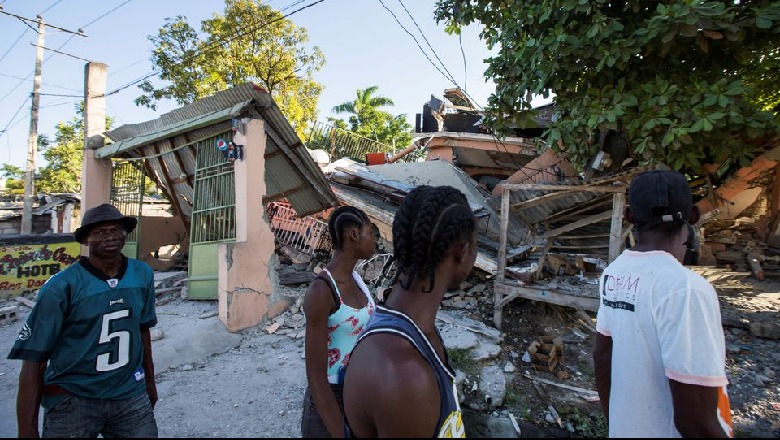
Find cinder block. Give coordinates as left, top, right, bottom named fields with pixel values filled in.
left=0, top=305, right=19, bottom=325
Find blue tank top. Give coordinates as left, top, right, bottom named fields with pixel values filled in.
left=347, top=305, right=465, bottom=438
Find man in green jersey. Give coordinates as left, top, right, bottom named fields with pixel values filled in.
left=8, top=203, right=159, bottom=438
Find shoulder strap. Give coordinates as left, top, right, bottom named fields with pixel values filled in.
left=312, top=275, right=340, bottom=314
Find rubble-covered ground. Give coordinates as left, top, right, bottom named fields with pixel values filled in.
left=0, top=266, right=777, bottom=438
left=467, top=275, right=780, bottom=438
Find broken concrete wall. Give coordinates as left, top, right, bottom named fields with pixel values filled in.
left=218, top=119, right=285, bottom=332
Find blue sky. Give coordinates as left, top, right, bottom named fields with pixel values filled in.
left=0, top=0, right=540, bottom=169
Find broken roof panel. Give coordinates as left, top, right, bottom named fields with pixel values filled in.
left=95, top=83, right=336, bottom=219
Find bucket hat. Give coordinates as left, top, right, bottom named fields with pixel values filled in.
left=74, top=203, right=137, bottom=244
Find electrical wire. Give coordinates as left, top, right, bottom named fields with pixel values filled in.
left=0, top=95, right=30, bottom=137
left=376, top=0, right=457, bottom=86
left=102, top=0, right=329, bottom=98
left=38, top=0, right=65, bottom=15
left=0, top=73, right=81, bottom=92
left=81, top=0, right=135, bottom=29
left=393, top=0, right=459, bottom=86
left=0, top=28, right=29, bottom=64
left=0, top=0, right=132, bottom=106
left=458, top=32, right=467, bottom=93
left=378, top=0, right=572, bottom=179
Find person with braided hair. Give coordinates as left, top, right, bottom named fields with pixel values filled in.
left=301, top=205, right=378, bottom=438
left=342, top=185, right=477, bottom=438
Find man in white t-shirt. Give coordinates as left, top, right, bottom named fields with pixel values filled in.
left=594, top=169, right=732, bottom=438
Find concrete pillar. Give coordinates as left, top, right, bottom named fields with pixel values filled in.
left=218, top=118, right=283, bottom=333
left=80, top=62, right=111, bottom=255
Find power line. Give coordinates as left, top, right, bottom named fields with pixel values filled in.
left=280, top=0, right=308, bottom=12
left=393, top=0, right=458, bottom=85
left=376, top=2, right=559, bottom=177
left=458, top=32, right=467, bottom=93
left=108, top=58, right=147, bottom=77
left=0, top=10, right=87, bottom=37
left=0, top=73, right=81, bottom=93
left=0, top=1, right=132, bottom=106
left=34, top=43, right=92, bottom=62
left=0, top=28, right=30, bottom=64
left=0, top=95, right=30, bottom=137
left=38, top=0, right=65, bottom=15
left=376, top=0, right=457, bottom=88
left=81, top=0, right=134, bottom=29
left=39, top=92, right=82, bottom=98
left=104, top=0, right=329, bottom=98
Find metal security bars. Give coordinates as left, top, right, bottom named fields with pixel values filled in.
left=266, top=201, right=331, bottom=256
left=190, top=133, right=237, bottom=244
left=306, top=121, right=394, bottom=163
left=111, top=159, right=145, bottom=258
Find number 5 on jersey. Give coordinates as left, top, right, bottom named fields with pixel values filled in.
left=97, top=310, right=130, bottom=372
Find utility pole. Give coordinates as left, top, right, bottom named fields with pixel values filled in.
left=21, top=16, right=44, bottom=235
left=0, top=7, right=87, bottom=234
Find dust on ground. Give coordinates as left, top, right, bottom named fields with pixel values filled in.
left=0, top=275, right=778, bottom=438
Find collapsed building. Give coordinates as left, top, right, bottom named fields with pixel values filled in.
left=79, top=81, right=780, bottom=333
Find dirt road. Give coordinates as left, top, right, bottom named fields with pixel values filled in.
left=0, top=299, right=306, bottom=438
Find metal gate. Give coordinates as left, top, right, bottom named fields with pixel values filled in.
left=188, top=132, right=236, bottom=300
left=111, top=159, right=145, bottom=259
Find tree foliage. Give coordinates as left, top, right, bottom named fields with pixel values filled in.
left=435, top=0, right=780, bottom=173
left=0, top=164, right=24, bottom=179
left=136, top=0, right=325, bottom=139
left=37, top=114, right=85, bottom=194
left=331, top=86, right=413, bottom=150
left=1, top=104, right=115, bottom=195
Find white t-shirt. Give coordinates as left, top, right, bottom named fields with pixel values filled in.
left=596, top=249, right=732, bottom=438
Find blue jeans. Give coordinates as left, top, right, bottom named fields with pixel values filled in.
left=42, top=392, right=158, bottom=438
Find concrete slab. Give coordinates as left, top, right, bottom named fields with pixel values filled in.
left=152, top=311, right=243, bottom=374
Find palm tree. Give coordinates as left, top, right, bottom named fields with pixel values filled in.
left=332, top=86, right=395, bottom=137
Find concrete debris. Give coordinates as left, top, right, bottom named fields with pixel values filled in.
left=150, top=328, right=165, bottom=341
left=750, top=322, right=780, bottom=340
left=14, top=296, right=35, bottom=308
left=0, top=306, right=18, bottom=325
left=199, top=310, right=219, bottom=319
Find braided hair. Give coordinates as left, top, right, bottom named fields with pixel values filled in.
left=392, top=185, right=477, bottom=293
left=328, top=206, right=370, bottom=251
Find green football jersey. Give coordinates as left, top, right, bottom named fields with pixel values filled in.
left=8, top=256, right=157, bottom=403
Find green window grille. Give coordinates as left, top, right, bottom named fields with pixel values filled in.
left=190, top=132, right=236, bottom=244
left=111, top=159, right=145, bottom=258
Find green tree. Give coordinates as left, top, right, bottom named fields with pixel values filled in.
left=136, top=0, right=325, bottom=139
left=332, top=86, right=413, bottom=150
left=37, top=116, right=85, bottom=194
left=0, top=164, right=24, bottom=179
left=435, top=1, right=780, bottom=174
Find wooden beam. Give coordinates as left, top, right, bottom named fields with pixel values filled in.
left=498, top=183, right=627, bottom=192
left=556, top=233, right=610, bottom=240
left=511, top=190, right=578, bottom=211
left=544, top=195, right=612, bottom=224
left=494, top=281, right=600, bottom=312
left=546, top=210, right=613, bottom=238
left=608, top=192, right=626, bottom=262
left=494, top=188, right=510, bottom=329
left=550, top=244, right=609, bottom=250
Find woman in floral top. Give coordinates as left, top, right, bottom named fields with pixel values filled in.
left=301, top=206, right=377, bottom=437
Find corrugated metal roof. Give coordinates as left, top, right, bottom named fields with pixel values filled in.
left=94, top=83, right=336, bottom=220
left=507, top=168, right=644, bottom=225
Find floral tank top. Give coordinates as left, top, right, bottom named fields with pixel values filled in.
left=321, top=268, right=375, bottom=384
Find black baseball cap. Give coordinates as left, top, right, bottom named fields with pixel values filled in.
left=629, top=170, right=692, bottom=227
